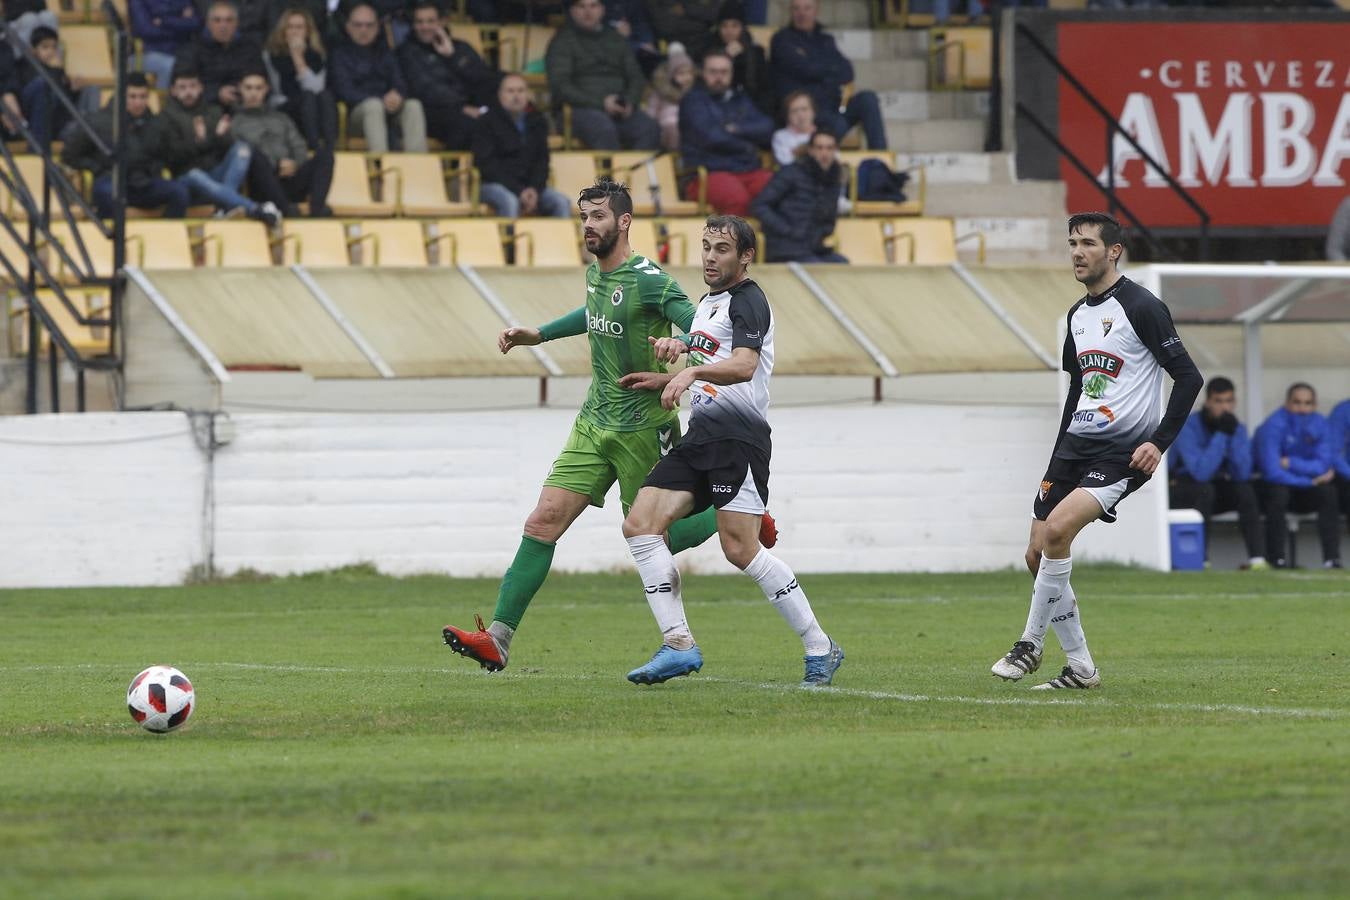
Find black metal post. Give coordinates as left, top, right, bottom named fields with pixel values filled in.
left=48, top=334, right=60, bottom=413
left=985, top=1, right=1003, bottom=153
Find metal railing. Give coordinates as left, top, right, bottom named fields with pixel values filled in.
left=1, top=0, right=129, bottom=412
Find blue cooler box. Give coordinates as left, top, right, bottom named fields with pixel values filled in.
left=1168, top=509, right=1205, bottom=571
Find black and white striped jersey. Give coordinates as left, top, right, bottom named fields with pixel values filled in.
left=683, top=278, right=774, bottom=454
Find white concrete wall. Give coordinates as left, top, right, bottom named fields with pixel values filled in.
left=1, top=404, right=1169, bottom=588
left=0, top=413, right=207, bottom=587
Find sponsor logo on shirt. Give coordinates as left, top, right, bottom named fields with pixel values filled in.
left=1161, top=335, right=1182, bottom=349
left=688, top=331, right=720, bottom=354
left=1085, top=471, right=1107, bottom=482
left=587, top=312, right=624, bottom=336
left=1077, top=350, right=1124, bottom=377
left=1095, top=405, right=1116, bottom=429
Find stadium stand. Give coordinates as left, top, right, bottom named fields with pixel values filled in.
left=277, top=220, right=353, bottom=267
left=200, top=220, right=274, bottom=267
left=430, top=219, right=508, bottom=267
left=351, top=219, right=433, bottom=266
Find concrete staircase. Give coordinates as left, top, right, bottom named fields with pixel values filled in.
left=766, top=0, right=1067, bottom=263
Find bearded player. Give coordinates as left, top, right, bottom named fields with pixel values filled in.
left=442, top=179, right=775, bottom=671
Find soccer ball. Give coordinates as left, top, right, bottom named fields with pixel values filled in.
left=126, top=665, right=196, bottom=733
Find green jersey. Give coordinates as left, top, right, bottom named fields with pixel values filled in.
left=576, top=254, right=695, bottom=432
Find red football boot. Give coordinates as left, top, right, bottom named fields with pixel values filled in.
left=759, top=510, right=778, bottom=548
left=442, top=614, right=508, bottom=672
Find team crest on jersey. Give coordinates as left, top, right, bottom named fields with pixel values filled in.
left=611, top=285, right=624, bottom=306
left=1101, top=317, right=1114, bottom=336
left=1039, top=480, right=1053, bottom=502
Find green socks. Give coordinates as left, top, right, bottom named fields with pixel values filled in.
left=491, top=535, right=556, bottom=630
left=667, top=506, right=718, bottom=554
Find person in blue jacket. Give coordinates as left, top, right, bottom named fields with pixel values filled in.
left=1331, top=398, right=1350, bottom=531
left=1168, top=376, right=1266, bottom=569
left=1255, top=383, right=1342, bottom=569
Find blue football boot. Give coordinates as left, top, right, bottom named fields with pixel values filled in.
left=801, top=639, right=844, bottom=687
left=626, top=644, right=704, bottom=685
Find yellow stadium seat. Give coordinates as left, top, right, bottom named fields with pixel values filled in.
left=549, top=152, right=599, bottom=206
left=125, top=220, right=194, bottom=269
left=448, top=21, right=486, bottom=56
left=47, top=221, right=113, bottom=280
left=494, top=24, right=553, bottom=74
left=658, top=217, right=711, bottom=266
left=329, top=153, right=394, bottom=217
left=47, top=0, right=88, bottom=25
left=626, top=219, right=661, bottom=261
left=0, top=155, right=48, bottom=220
left=839, top=151, right=925, bottom=217
left=830, top=219, right=889, bottom=265
left=748, top=24, right=775, bottom=58
left=886, top=217, right=958, bottom=265
left=610, top=152, right=701, bottom=216
left=13, top=287, right=113, bottom=356
left=351, top=219, right=431, bottom=266
left=511, top=219, right=581, bottom=266
left=63, top=25, right=115, bottom=88
left=931, top=27, right=992, bottom=90
left=200, top=220, right=275, bottom=267
left=277, top=220, right=353, bottom=266
left=431, top=219, right=506, bottom=267
left=376, top=153, right=475, bottom=217
left=0, top=221, right=37, bottom=284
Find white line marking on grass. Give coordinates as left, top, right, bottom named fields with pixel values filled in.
left=9, top=662, right=1341, bottom=720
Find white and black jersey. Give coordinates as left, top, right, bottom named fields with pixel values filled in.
left=1054, top=276, right=1202, bottom=463
left=682, top=278, right=774, bottom=455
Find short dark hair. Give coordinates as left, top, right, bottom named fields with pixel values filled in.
left=808, top=129, right=836, bottom=146
left=410, top=0, right=441, bottom=15
left=1287, top=382, right=1316, bottom=401
left=1205, top=376, right=1235, bottom=398
left=701, top=48, right=733, bottom=67
left=1067, top=212, right=1125, bottom=249
left=30, top=25, right=58, bottom=47
left=578, top=177, right=632, bottom=218
left=170, top=65, right=202, bottom=84
left=239, top=67, right=269, bottom=82
left=704, top=214, right=756, bottom=258
left=782, top=90, right=815, bottom=116
left=126, top=71, right=150, bottom=89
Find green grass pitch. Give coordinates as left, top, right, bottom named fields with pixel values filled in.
left=2, top=567, right=1347, bottom=898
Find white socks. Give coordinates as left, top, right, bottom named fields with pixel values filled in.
left=626, top=534, right=694, bottom=650
left=744, top=549, right=830, bottom=656
left=1050, top=581, right=1096, bottom=676
left=1023, top=555, right=1096, bottom=676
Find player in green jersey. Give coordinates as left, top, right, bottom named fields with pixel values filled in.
left=443, top=179, right=777, bottom=672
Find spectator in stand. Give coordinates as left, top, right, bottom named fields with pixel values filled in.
left=0, top=50, right=21, bottom=140
left=331, top=2, right=427, bottom=152
left=751, top=129, right=846, bottom=263
left=263, top=8, right=338, bottom=150
left=714, top=1, right=772, bottom=117
left=397, top=0, right=499, bottom=151
left=1168, top=376, right=1267, bottom=570
left=1255, top=382, right=1342, bottom=569
left=473, top=73, right=570, bottom=219
left=645, top=42, right=695, bottom=152
left=231, top=69, right=334, bottom=217
left=1331, top=397, right=1350, bottom=534
left=174, top=0, right=263, bottom=109
left=1328, top=196, right=1350, bottom=261
left=771, top=0, right=887, bottom=150
left=605, top=0, right=659, bottom=78
left=771, top=90, right=815, bottom=165
left=160, top=66, right=281, bottom=225
left=642, top=0, right=719, bottom=62
left=679, top=48, right=772, bottom=217
left=546, top=0, right=659, bottom=151
left=129, top=0, right=202, bottom=89
left=18, top=27, right=82, bottom=149
left=329, top=3, right=423, bottom=153
left=3, top=0, right=58, bottom=51
left=63, top=72, right=189, bottom=218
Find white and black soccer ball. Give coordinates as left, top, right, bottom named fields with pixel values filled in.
left=126, top=665, right=196, bottom=733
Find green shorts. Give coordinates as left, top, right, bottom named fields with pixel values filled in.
left=544, top=416, right=680, bottom=513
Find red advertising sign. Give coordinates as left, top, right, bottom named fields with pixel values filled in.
left=1057, top=22, right=1350, bottom=228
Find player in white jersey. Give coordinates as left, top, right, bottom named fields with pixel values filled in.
left=615, top=215, right=844, bottom=688
left=991, top=212, right=1203, bottom=689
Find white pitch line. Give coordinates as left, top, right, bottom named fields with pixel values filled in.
left=6, top=662, right=1342, bottom=720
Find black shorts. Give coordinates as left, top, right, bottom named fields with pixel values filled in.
left=1034, top=454, right=1151, bottom=524
left=643, top=439, right=770, bottom=514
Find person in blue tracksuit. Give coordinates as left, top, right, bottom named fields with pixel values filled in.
left=1330, top=398, right=1350, bottom=535
left=1254, top=383, right=1342, bottom=568
left=1168, top=376, right=1265, bottom=568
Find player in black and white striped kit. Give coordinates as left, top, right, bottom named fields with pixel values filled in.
left=991, top=213, right=1203, bottom=689
left=617, top=215, right=844, bottom=688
